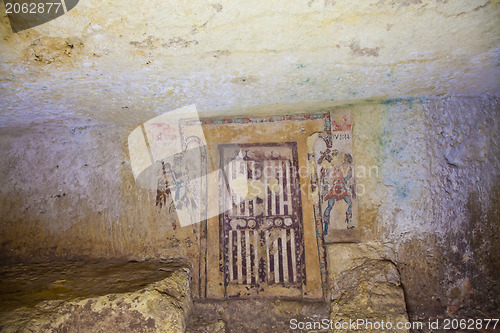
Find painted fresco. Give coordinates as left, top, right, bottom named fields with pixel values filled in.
left=219, top=143, right=305, bottom=297
left=313, top=112, right=358, bottom=238
left=155, top=151, right=203, bottom=215
left=148, top=118, right=207, bottom=229
left=131, top=109, right=352, bottom=299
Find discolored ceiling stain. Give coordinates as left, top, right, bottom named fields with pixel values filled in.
left=349, top=41, right=380, bottom=57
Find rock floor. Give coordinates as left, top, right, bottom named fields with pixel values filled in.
left=186, top=299, right=331, bottom=333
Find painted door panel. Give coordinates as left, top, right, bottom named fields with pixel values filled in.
left=219, top=143, right=305, bottom=298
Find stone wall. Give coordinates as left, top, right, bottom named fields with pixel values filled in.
left=0, top=119, right=200, bottom=262
left=386, top=96, right=500, bottom=321
left=0, top=96, right=498, bottom=325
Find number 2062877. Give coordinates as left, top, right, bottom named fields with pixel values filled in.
left=5, top=2, right=63, bottom=14
left=442, top=318, right=498, bottom=330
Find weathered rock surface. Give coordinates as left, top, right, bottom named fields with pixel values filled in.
left=327, top=243, right=409, bottom=332
left=186, top=299, right=330, bottom=333
left=379, top=96, right=500, bottom=322
left=0, top=262, right=192, bottom=333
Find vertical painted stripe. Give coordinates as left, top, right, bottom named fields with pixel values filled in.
left=235, top=160, right=241, bottom=216
left=237, top=230, right=242, bottom=283
left=248, top=161, right=254, bottom=216
left=281, top=229, right=288, bottom=283
left=282, top=160, right=288, bottom=215
left=274, top=236, right=279, bottom=283
left=230, top=161, right=236, bottom=216
left=233, top=228, right=238, bottom=281
left=265, top=230, right=270, bottom=281
left=290, top=229, right=297, bottom=283
left=270, top=161, right=276, bottom=215
left=278, top=161, right=284, bottom=215
left=254, top=230, right=259, bottom=284
left=228, top=230, right=233, bottom=282
left=251, top=161, right=256, bottom=215
left=287, top=229, right=294, bottom=283
left=286, top=160, right=292, bottom=214
left=246, top=230, right=251, bottom=284
left=241, top=229, right=246, bottom=281
left=264, top=161, right=268, bottom=216
left=234, top=160, right=238, bottom=216
left=278, top=237, right=284, bottom=283
left=245, top=162, right=250, bottom=216
left=240, top=160, right=245, bottom=216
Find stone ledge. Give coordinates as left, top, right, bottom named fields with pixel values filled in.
left=0, top=262, right=192, bottom=333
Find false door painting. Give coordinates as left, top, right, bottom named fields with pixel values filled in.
left=219, top=142, right=305, bottom=298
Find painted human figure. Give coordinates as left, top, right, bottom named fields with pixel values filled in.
left=171, top=153, right=198, bottom=210
left=156, top=162, right=171, bottom=209
left=321, top=152, right=354, bottom=235
left=155, top=156, right=191, bottom=209
left=155, top=161, right=179, bottom=230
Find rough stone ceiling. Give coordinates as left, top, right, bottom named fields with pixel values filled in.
left=0, top=0, right=499, bottom=125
